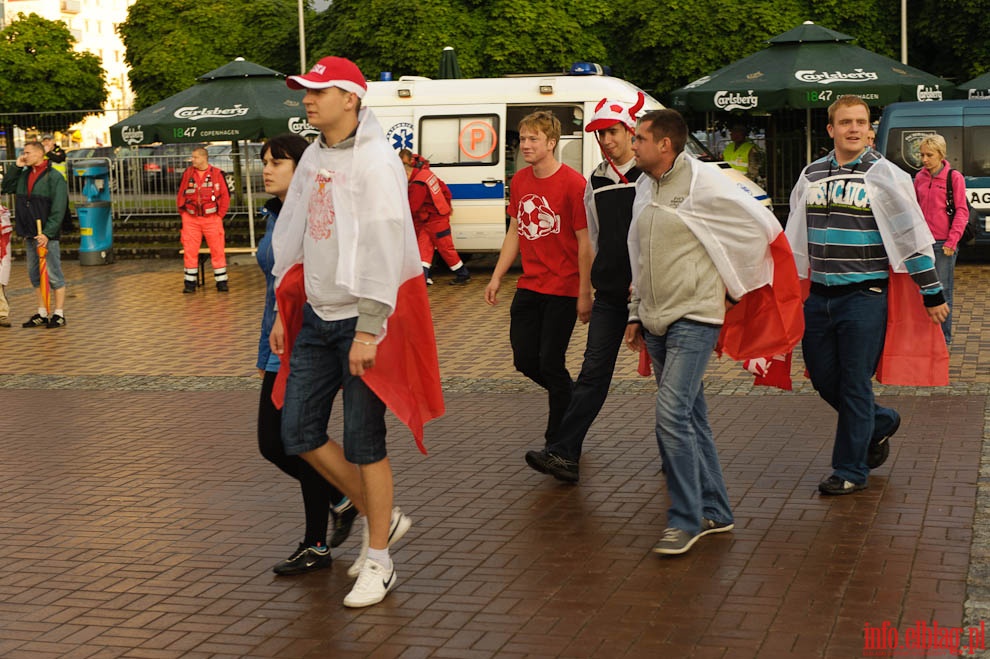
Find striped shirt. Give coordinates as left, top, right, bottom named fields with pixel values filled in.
left=804, top=149, right=942, bottom=297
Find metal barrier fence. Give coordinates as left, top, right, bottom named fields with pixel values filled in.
left=1, top=146, right=267, bottom=219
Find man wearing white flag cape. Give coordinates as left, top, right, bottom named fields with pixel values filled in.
left=269, top=56, right=443, bottom=609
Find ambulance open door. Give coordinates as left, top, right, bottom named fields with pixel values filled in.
left=412, top=105, right=506, bottom=252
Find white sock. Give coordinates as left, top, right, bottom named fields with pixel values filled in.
left=38, top=307, right=48, bottom=317
left=54, top=309, right=63, bottom=317
left=366, top=547, right=391, bottom=570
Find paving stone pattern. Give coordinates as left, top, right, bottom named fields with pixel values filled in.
left=1, top=257, right=989, bottom=658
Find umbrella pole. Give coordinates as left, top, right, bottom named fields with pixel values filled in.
left=806, top=108, right=812, bottom=164
left=245, top=141, right=256, bottom=252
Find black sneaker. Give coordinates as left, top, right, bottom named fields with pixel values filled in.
left=818, top=475, right=867, bottom=496
left=272, top=543, right=332, bottom=576
left=867, top=412, right=899, bottom=469
left=449, top=266, right=471, bottom=285
left=47, top=314, right=66, bottom=329
left=330, top=501, right=359, bottom=548
left=216, top=281, right=229, bottom=292
left=525, top=449, right=579, bottom=483
left=182, top=281, right=196, bottom=294
left=0, top=317, right=11, bottom=328
left=22, top=313, right=48, bottom=328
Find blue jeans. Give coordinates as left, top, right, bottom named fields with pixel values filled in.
left=509, top=288, right=577, bottom=443
left=547, top=296, right=629, bottom=461
left=644, top=320, right=733, bottom=535
left=25, top=238, right=65, bottom=289
left=933, top=240, right=956, bottom=344
left=802, top=288, right=899, bottom=484
left=281, top=305, right=387, bottom=464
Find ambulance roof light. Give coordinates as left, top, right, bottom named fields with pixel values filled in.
left=570, top=62, right=608, bottom=76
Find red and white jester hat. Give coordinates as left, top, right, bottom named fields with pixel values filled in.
left=287, top=56, right=367, bottom=98
left=584, top=92, right=646, bottom=133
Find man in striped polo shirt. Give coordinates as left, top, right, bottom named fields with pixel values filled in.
left=786, top=95, right=948, bottom=496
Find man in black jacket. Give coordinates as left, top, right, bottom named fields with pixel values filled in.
left=1, top=141, right=69, bottom=328
left=525, top=94, right=645, bottom=483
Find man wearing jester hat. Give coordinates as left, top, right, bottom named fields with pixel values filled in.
left=524, top=93, right=646, bottom=483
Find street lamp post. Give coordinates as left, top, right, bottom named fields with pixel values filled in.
left=901, top=0, right=907, bottom=64
left=297, top=0, right=306, bottom=73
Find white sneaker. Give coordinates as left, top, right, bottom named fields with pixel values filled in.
left=347, top=507, right=413, bottom=578
left=342, top=558, right=396, bottom=608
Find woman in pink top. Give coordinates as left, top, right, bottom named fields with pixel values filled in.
left=914, top=133, right=968, bottom=344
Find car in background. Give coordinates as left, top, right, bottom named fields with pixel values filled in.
left=141, top=143, right=205, bottom=193
left=66, top=145, right=148, bottom=193
left=205, top=143, right=265, bottom=193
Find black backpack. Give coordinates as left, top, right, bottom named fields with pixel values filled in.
left=943, top=164, right=981, bottom=245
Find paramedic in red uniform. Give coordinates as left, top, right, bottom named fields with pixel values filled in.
left=399, top=149, right=470, bottom=285
left=177, top=146, right=231, bottom=293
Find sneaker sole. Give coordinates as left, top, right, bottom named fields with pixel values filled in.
left=342, top=570, right=396, bottom=608
left=547, top=464, right=579, bottom=483
left=698, top=521, right=734, bottom=537
left=818, top=482, right=868, bottom=496
left=272, top=554, right=332, bottom=576
left=652, top=532, right=702, bottom=556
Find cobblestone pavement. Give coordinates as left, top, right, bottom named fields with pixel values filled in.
left=2, top=256, right=990, bottom=658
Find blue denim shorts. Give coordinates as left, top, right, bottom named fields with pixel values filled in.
left=281, top=305, right=388, bottom=464
left=26, top=238, right=65, bottom=289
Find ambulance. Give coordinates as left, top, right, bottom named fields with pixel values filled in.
left=364, top=64, right=771, bottom=252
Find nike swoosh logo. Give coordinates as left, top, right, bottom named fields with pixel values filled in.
left=383, top=570, right=395, bottom=590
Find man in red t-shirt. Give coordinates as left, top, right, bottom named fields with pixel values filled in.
left=485, top=111, right=592, bottom=449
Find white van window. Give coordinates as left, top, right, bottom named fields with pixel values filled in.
left=965, top=127, right=990, bottom=176
left=420, top=115, right=500, bottom=166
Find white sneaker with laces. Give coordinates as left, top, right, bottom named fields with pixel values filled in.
left=347, top=507, right=413, bottom=578
left=343, top=558, right=396, bottom=608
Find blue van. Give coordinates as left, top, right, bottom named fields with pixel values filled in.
left=875, top=99, right=990, bottom=247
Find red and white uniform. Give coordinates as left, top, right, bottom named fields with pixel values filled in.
left=509, top=164, right=588, bottom=297
left=407, top=165, right=463, bottom=270
left=177, top=165, right=230, bottom=280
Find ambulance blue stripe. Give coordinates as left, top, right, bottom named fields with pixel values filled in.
left=447, top=182, right=505, bottom=200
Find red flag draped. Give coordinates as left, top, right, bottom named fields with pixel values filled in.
left=875, top=272, right=949, bottom=386
left=272, top=263, right=445, bottom=454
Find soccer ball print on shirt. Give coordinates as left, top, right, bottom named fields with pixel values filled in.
left=516, top=193, right=561, bottom=240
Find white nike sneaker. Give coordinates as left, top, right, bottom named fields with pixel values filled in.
left=347, top=507, right=413, bottom=578
left=343, top=558, right=396, bottom=608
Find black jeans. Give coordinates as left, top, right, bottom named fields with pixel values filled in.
left=258, top=370, right=344, bottom=547
left=547, top=295, right=629, bottom=461
left=509, top=288, right=578, bottom=443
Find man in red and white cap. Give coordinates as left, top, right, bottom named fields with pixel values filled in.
left=270, top=56, right=443, bottom=608
left=523, top=93, right=646, bottom=483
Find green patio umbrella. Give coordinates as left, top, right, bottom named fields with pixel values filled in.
left=110, top=58, right=317, bottom=147
left=670, top=22, right=952, bottom=113
left=669, top=22, right=953, bottom=161
left=438, top=46, right=463, bottom=79
left=109, top=58, right=319, bottom=249
left=956, top=72, right=990, bottom=99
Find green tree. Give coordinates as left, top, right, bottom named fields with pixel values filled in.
left=608, top=0, right=806, bottom=97
left=309, top=0, right=611, bottom=80
left=0, top=12, right=107, bottom=156
left=309, top=0, right=485, bottom=79
left=910, top=0, right=990, bottom=80
left=119, top=0, right=307, bottom=109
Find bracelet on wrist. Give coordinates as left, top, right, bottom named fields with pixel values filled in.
left=353, top=338, right=377, bottom=346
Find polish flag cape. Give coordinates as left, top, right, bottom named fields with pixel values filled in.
left=630, top=154, right=805, bottom=381
left=785, top=154, right=948, bottom=386
left=270, top=108, right=444, bottom=453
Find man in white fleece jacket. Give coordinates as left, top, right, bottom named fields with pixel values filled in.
left=625, top=109, right=776, bottom=557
